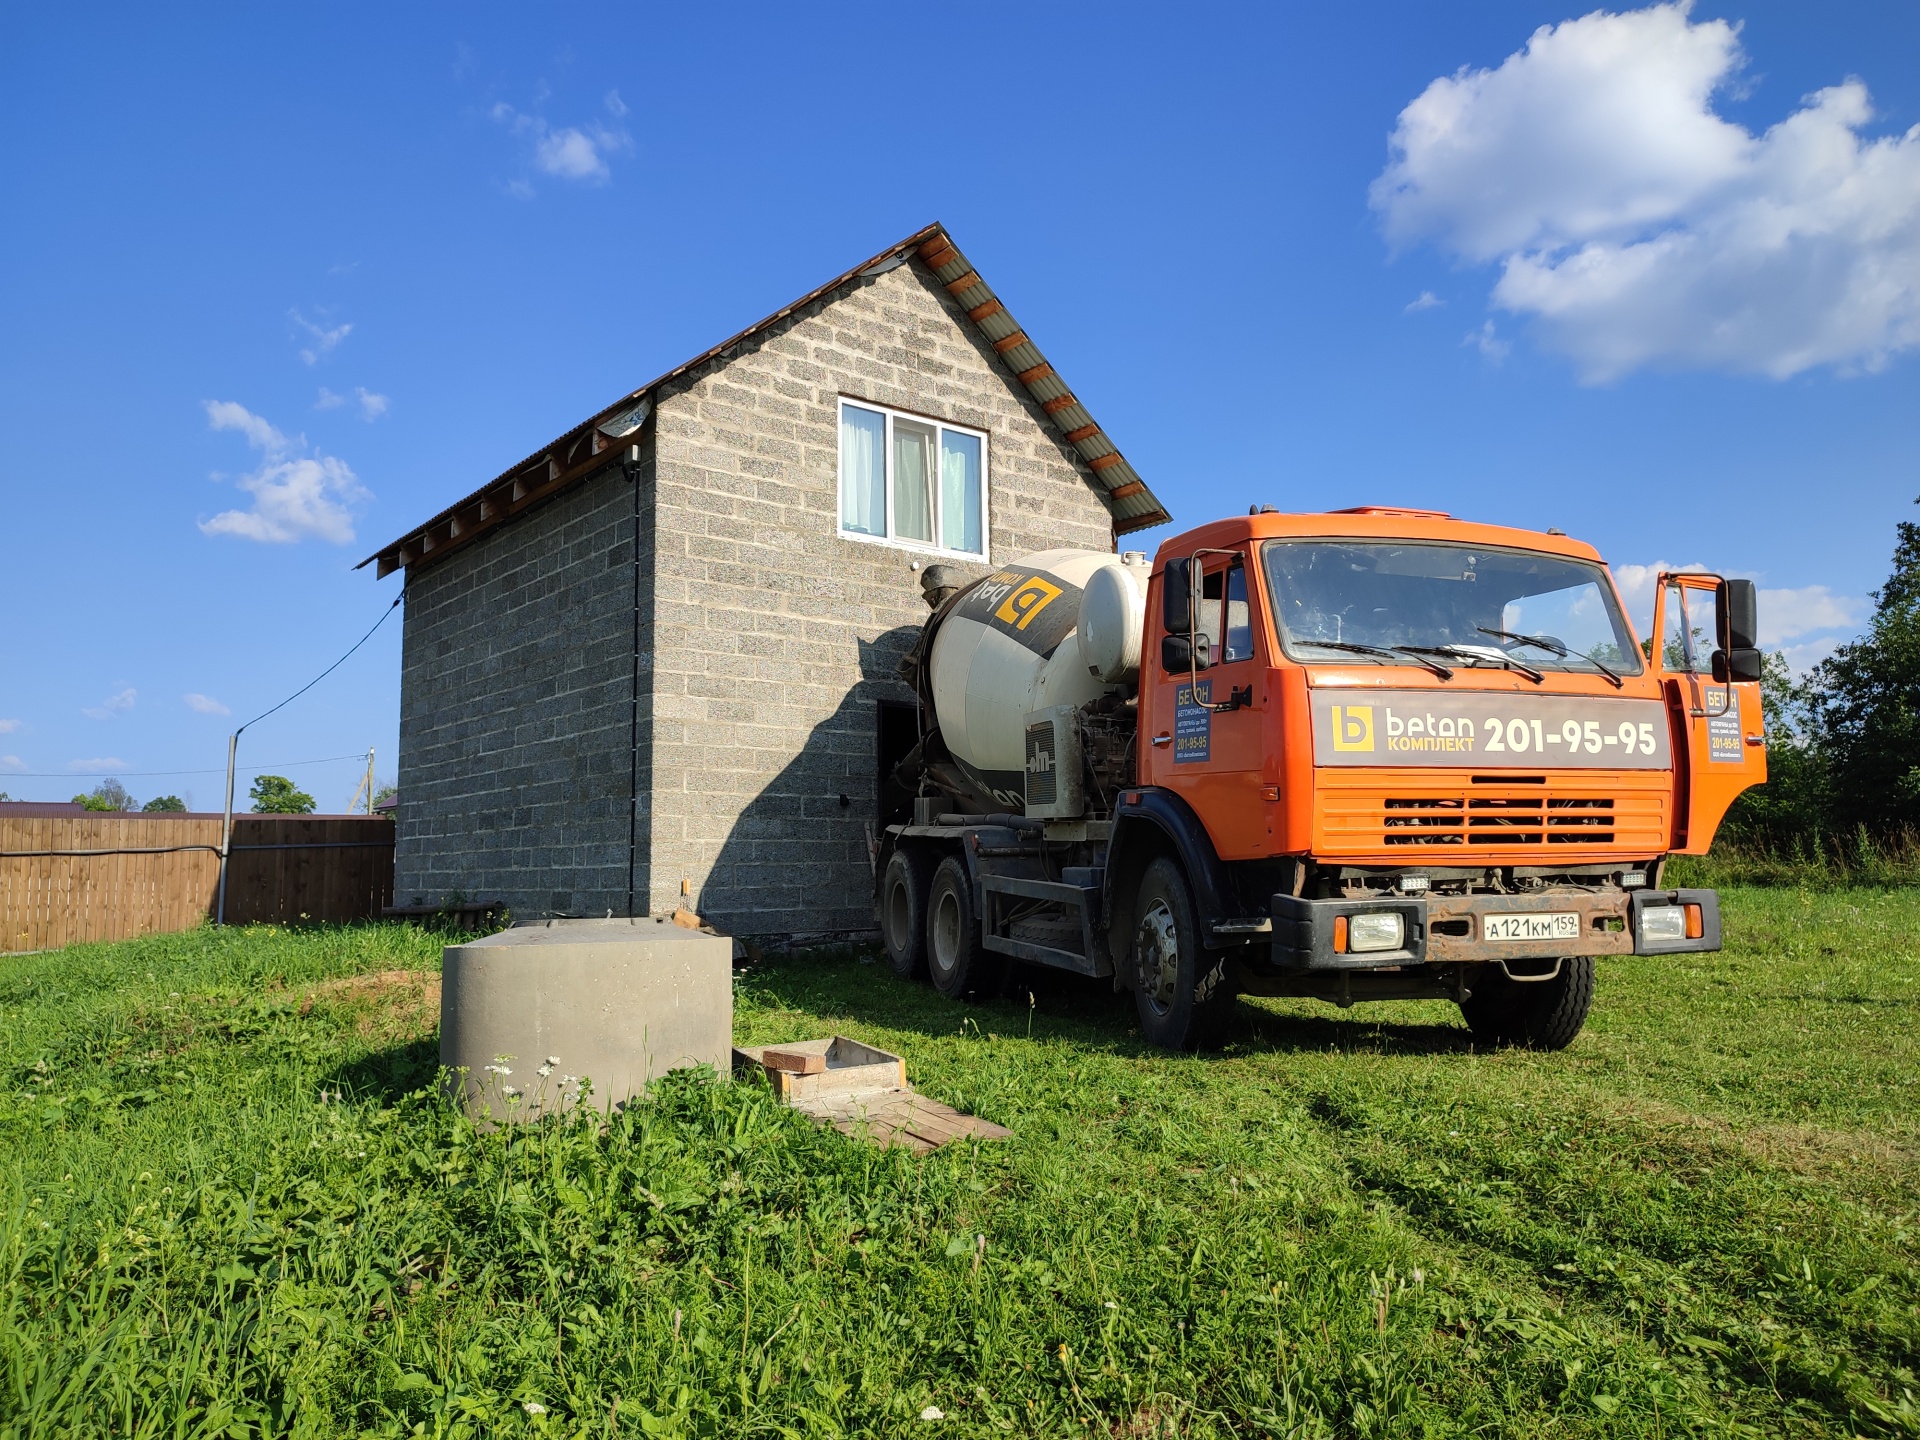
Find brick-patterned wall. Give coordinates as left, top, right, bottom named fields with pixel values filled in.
left=395, top=457, right=645, bottom=919
left=648, top=258, right=1115, bottom=939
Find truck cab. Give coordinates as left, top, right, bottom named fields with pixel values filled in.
left=878, top=508, right=1766, bottom=1051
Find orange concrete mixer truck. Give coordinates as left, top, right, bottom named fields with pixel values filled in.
left=876, top=506, right=1767, bottom=1051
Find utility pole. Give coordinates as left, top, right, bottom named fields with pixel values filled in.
left=217, top=733, right=237, bottom=927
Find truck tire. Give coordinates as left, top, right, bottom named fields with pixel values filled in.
left=1459, top=957, right=1594, bottom=1050
left=879, top=848, right=932, bottom=981
left=1131, top=856, right=1236, bottom=1051
left=926, top=857, right=1004, bottom=1001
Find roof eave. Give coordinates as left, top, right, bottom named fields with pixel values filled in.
left=361, top=223, right=1170, bottom=576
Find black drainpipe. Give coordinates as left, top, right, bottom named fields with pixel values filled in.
left=621, top=436, right=646, bottom=916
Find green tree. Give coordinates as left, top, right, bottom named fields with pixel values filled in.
left=249, top=775, right=316, bottom=814
left=1722, top=651, right=1828, bottom=847
left=71, top=779, right=135, bottom=812
left=1804, top=514, right=1920, bottom=837
left=141, top=795, right=187, bottom=812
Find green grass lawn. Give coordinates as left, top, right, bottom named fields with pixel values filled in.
left=1, top=890, right=1916, bottom=1438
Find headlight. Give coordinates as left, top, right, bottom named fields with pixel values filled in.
left=1638, top=906, right=1686, bottom=944
left=1347, top=912, right=1405, bottom=953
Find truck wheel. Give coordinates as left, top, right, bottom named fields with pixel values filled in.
left=926, top=857, right=1004, bottom=1001
left=879, top=849, right=931, bottom=981
left=1459, top=957, right=1594, bottom=1050
left=1131, top=856, right=1236, bottom=1051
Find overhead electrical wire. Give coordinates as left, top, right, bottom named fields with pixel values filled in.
left=8, top=753, right=373, bottom=779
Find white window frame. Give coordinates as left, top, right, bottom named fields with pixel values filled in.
left=836, top=397, right=990, bottom=561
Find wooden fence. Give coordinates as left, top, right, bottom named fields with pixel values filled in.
left=0, top=813, right=395, bottom=953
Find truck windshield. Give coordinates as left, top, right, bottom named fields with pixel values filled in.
left=1260, top=539, right=1643, bottom=677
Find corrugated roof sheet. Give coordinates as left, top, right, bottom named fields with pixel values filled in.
left=360, top=223, right=1170, bottom=579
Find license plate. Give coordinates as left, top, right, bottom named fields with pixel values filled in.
left=1483, top=912, right=1580, bottom=942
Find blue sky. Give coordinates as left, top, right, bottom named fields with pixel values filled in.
left=3, top=2, right=1916, bottom=808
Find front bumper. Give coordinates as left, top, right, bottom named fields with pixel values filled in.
left=1268, top=888, right=1721, bottom=970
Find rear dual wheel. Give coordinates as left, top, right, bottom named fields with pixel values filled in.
left=879, top=848, right=930, bottom=981
left=926, top=857, right=1006, bottom=1001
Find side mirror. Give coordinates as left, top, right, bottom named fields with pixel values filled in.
left=1712, top=647, right=1763, bottom=683
left=1717, top=578, right=1758, bottom=654
left=1162, top=558, right=1193, bottom=635
left=1161, top=634, right=1209, bottom=673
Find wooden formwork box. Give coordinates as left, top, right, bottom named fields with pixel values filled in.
left=733, top=1036, right=1012, bottom=1155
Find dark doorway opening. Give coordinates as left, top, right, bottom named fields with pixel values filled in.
left=876, top=700, right=920, bottom=827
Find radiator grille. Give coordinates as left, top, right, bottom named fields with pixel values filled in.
left=1320, top=773, right=1667, bottom=858
left=1024, top=722, right=1057, bottom=809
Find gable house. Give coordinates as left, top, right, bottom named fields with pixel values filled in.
left=363, top=224, right=1168, bottom=939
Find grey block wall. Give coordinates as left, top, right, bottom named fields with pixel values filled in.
left=395, top=254, right=1119, bottom=939
left=395, top=457, right=646, bottom=919
left=647, top=257, right=1115, bottom=939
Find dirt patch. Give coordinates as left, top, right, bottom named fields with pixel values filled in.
left=300, top=969, right=441, bottom=1041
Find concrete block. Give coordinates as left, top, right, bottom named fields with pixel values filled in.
left=441, top=917, right=732, bottom=1122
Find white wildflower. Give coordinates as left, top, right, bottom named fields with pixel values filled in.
left=502, top=1085, right=519, bottom=1097
left=537, top=1065, right=553, bottom=1078
left=546, top=1056, right=560, bottom=1066
left=523, top=1400, right=547, bottom=1415
left=919, top=1406, right=944, bottom=1421
left=1104, top=1300, right=1117, bottom=1310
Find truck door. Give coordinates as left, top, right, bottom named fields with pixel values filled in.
left=1146, top=549, right=1269, bottom=859
left=1649, top=573, right=1768, bottom=852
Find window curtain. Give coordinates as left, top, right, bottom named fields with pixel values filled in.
left=892, top=420, right=935, bottom=543
left=941, top=430, right=982, bottom=554
left=839, top=405, right=886, bottom=536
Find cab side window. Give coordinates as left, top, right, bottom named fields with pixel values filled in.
left=1200, top=559, right=1253, bottom=664
left=1661, top=581, right=1713, bottom=674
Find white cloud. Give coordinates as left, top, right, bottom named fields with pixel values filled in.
left=491, top=102, right=630, bottom=188
left=82, top=688, right=136, bottom=721
left=199, top=400, right=370, bottom=545
left=604, top=89, right=628, bottom=118
left=1755, top=584, right=1865, bottom=643
left=68, top=758, right=127, bottom=773
left=1465, top=319, right=1509, bottom=362
left=205, top=399, right=286, bottom=451
left=290, top=309, right=352, bottom=365
left=0, top=756, right=24, bottom=773
left=183, top=693, right=230, bottom=716
left=1782, top=636, right=1847, bottom=674
left=1404, top=291, right=1444, bottom=312
left=315, top=386, right=385, bottom=419
left=0, top=718, right=17, bottom=734
left=537, top=127, right=610, bottom=180
left=1611, top=560, right=1866, bottom=666
left=1610, top=560, right=1708, bottom=636
left=1372, top=3, right=1920, bottom=381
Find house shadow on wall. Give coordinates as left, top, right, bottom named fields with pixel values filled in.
left=699, top=625, right=924, bottom=942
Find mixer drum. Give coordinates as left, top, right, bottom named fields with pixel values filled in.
left=925, top=548, right=1147, bottom=811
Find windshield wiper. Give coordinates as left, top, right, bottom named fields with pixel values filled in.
left=1295, top=640, right=1453, bottom=680
left=1398, top=644, right=1544, bottom=684
left=1477, top=626, right=1624, bottom=688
